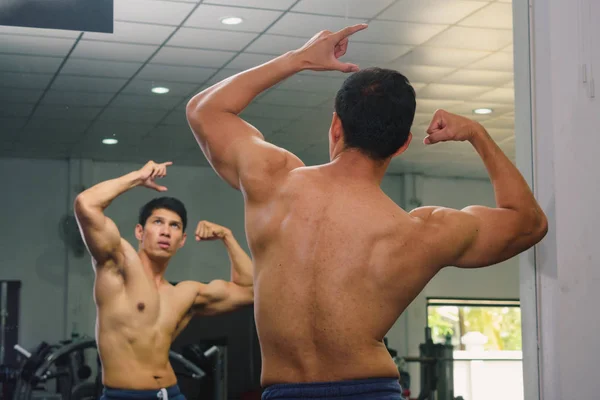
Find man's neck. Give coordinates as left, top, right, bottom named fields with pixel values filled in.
left=138, top=250, right=169, bottom=285
left=327, top=150, right=390, bottom=185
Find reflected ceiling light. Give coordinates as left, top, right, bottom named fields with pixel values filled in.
left=473, top=108, right=493, bottom=115
left=220, top=16, right=243, bottom=25
left=102, top=138, right=118, bottom=145
left=152, top=86, right=170, bottom=94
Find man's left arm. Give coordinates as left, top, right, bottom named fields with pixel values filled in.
left=195, top=220, right=253, bottom=287
left=185, top=24, right=367, bottom=201
left=177, top=280, right=253, bottom=316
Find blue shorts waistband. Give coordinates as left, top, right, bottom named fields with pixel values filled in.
left=102, top=384, right=181, bottom=399
left=262, top=377, right=403, bottom=399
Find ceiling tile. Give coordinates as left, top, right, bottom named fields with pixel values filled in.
left=203, top=0, right=296, bottom=10
left=0, top=35, right=75, bottom=57
left=440, top=69, right=513, bottom=86
left=41, top=91, right=114, bottom=107
left=381, top=0, right=488, bottom=24
left=151, top=47, right=235, bottom=68
left=10, top=143, right=72, bottom=159
left=277, top=74, right=346, bottom=93
left=51, top=76, right=128, bottom=93
left=137, top=64, right=218, bottom=84
left=468, top=52, right=514, bottom=71
left=185, top=5, right=283, bottom=32
left=31, top=105, right=102, bottom=121
left=0, top=72, right=53, bottom=89
left=419, top=83, right=493, bottom=100
left=483, top=116, right=514, bottom=129
left=86, top=121, right=156, bottom=140
left=0, top=103, right=34, bottom=117
left=425, top=27, right=513, bottom=51
left=0, top=117, right=27, bottom=139
left=20, top=119, right=90, bottom=142
left=122, top=79, right=197, bottom=97
left=459, top=3, right=513, bottom=29
left=395, top=47, right=491, bottom=68
left=502, top=44, right=514, bottom=53
left=0, top=54, right=62, bottom=74
left=82, top=21, right=176, bottom=45
left=0, top=26, right=79, bottom=38
left=0, top=88, right=43, bottom=103
left=72, top=41, right=158, bottom=62
left=111, top=93, right=184, bottom=110
left=445, top=102, right=513, bottom=116
left=257, top=89, right=331, bottom=107
left=415, top=98, right=464, bottom=114
left=162, top=108, right=188, bottom=126
left=344, top=42, right=412, bottom=63
left=357, top=20, right=448, bottom=46
left=98, top=106, right=169, bottom=124
left=473, top=88, right=514, bottom=104
left=267, top=13, right=365, bottom=37
left=504, top=81, right=514, bottom=88
left=61, top=59, right=143, bottom=78
left=114, top=0, right=196, bottom=25
left=245, top=34, right=307, bottom=55
left=292, top=0, right=395, bottom=18
left=167, top=28, right=257, bottom=51
left=383, top=63, right=455, bottom=83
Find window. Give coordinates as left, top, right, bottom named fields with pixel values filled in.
left=427, top=298, right=521, bottom=351
left=427, top=298, right=524, bottom=400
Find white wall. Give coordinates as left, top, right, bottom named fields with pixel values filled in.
left=528, top=0, right=600, bottom=398
left=0, top=158, right=69, bottom=348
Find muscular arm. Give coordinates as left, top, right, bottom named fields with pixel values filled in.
left=178, top=280, right=253, bottom=316
left=185, top=25, right=366, bottom=201
left=185, top=52, right=304, bottom=200
left=411, top=119, right=548, bottom=269
left=74, top=170, right=143, bottom=265
left=221, top=230, right=254, bottom=287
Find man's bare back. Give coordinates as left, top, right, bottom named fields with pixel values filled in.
left=74, top=161, right=254, bottom=395
left=186, top=24, right=548, bottom=398
left=248, top=166, right=464, bottom=385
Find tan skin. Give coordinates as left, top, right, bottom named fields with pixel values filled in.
left=74, top=161, right=253, bottom=390
left=186, top=25, right=548, bottom=385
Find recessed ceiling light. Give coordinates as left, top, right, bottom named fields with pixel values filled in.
left=152, top=87, right=169, bottom=94
left=102, top=138, right=118, bottom=145
left=473, top=108, right=493, bottom=115
left=220, top=16, right=243, bottom=25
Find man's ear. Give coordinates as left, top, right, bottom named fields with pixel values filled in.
left=392, top=132, right=412, bottom=158
left=135, top=224, right=143, bottom=241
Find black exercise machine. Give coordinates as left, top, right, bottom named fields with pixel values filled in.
left=10, top=336, right=211, bottom=400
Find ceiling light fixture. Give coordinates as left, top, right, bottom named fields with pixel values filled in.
left=220, top=16, right=243, bottom=25
left=102, top=138, right=118, bottom=145
left=473, top=108, right=493, bottom=115
left=152, top=87, right=170, bottom=94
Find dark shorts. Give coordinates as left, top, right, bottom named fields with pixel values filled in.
left=261, top=378, right=404, bottom=400
left=100, top=385, right=185, bottom=400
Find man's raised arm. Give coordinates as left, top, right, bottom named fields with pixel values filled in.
left=185, top=24, right=367, bottom=199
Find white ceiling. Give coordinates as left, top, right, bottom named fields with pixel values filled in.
left=0, top=0, right=515, bottom=178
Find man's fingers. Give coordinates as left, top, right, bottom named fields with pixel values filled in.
left=334, top=61, right=360, bottom=73
left=332, top=23, right=368, bottom=42
left=423, top=131, right=447, bottom=145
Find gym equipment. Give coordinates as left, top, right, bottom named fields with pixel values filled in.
left=399, top=328, right=464, bottom=400
left=11, top=336, right=207, bottom=400
left=0, top=281, right=21, bottom=400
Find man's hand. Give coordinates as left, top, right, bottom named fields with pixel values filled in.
left=195, top=220, right=231, bottom=241
left=293, top=24, right=368, bottom=73
left=424, top=110, right=482, bottom=145
left=137, top=160, right=172, bottom=192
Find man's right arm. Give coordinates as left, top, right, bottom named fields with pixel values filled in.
left=410, top=110, right=548, bottom=269
left=74, top=160, right=171, bottom=266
